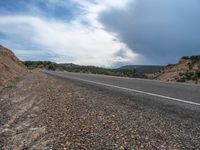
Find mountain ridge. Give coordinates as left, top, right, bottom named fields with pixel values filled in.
left=118, top=65, right=164, bottom=74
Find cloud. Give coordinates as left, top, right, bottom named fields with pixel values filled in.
left=1, top=0, right=199, bottom=66
left=99, top=0, right=200, bottom=64
left=0, top=0, right=143, bottom=67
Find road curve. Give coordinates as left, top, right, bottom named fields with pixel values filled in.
left=45, top=71, right=200, bottom=111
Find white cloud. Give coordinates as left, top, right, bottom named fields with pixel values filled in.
left=0, top=0, right=141, bottom=67
left=72, top=0, right=131, bottom=28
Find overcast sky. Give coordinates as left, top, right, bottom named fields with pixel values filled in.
left=0, top=0, right=199, bottom=67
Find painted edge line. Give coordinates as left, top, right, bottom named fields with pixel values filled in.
left=51, top=72, right=200, bottom=106
left=57, top=71, right=200, bottom=87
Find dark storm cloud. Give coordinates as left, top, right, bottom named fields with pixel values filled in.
left=99, top=0, right=200, bottom=64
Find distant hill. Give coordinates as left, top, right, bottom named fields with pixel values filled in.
left=0, top=45, right=27, bottom=89
left=155, top=56, right=200, bottom=84
left=118, top=65, right=164, bottom=74
left=23, top=61, right=147, bottom=79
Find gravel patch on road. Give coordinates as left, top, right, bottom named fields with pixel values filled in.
left=0, top=71, right=200, bottom=149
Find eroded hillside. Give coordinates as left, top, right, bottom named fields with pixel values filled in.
left=0, top=45, right=27, bottom=89
left=155, top=56, right=200, bottom=84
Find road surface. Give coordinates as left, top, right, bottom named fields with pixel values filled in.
left=45, top=71, right=200, bottom=111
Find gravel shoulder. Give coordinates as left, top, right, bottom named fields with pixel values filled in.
left=0, top=71, right=200, bottom=150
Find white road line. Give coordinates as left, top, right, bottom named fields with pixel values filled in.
left=58, top=71, right=200, bottom=87
left=51, top=73, right=200, bottom=106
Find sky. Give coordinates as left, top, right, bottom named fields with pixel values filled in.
left=0, top=0, right=199, bottom=67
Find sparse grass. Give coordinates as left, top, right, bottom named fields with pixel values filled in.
left=177, top=71, right=200, bottom=83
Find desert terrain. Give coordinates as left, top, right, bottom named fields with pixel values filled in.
left=0, top=45, right=200, bottom=149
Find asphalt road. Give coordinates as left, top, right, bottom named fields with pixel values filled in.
left=45, top=71, right=200, bottom=111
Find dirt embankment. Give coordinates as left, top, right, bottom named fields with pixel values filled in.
left=0, top=45, right=27, bottom=89
left=155, top=56, right=200, bottom=84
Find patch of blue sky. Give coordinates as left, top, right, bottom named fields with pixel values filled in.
left=0, top=33, right=77, bottom=62
left=0, top=32, right=8, bottom=39
left=35, top=0, right=82, bottom=21
left=16, top=50, right=58, bottom=61
left=0, top=0, right=29, bottom=14
left=0, top=0, right=83, bottom=21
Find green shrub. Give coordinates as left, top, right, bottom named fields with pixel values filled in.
left=181, top=56, right=190, bottom=60
left=190, top=55, right=200, bottom=64
left=177, top=76, right=186, bottom=82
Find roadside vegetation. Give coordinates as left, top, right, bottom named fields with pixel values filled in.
left=155, top=55, right=200, bottom=84
left=23, top=61, right=147, bottom=78
left=177, top=71, right=200, bottom=83
left=118, top=65, right=164, bottom=74
left=177, top=56, right=200, bottom=83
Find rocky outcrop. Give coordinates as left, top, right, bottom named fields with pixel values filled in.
left=155, top=56, right=200, bottom=84
left=0, top=45, right=27, bottom=89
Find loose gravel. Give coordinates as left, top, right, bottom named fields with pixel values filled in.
left=0, top=71, right=200, bottom=149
